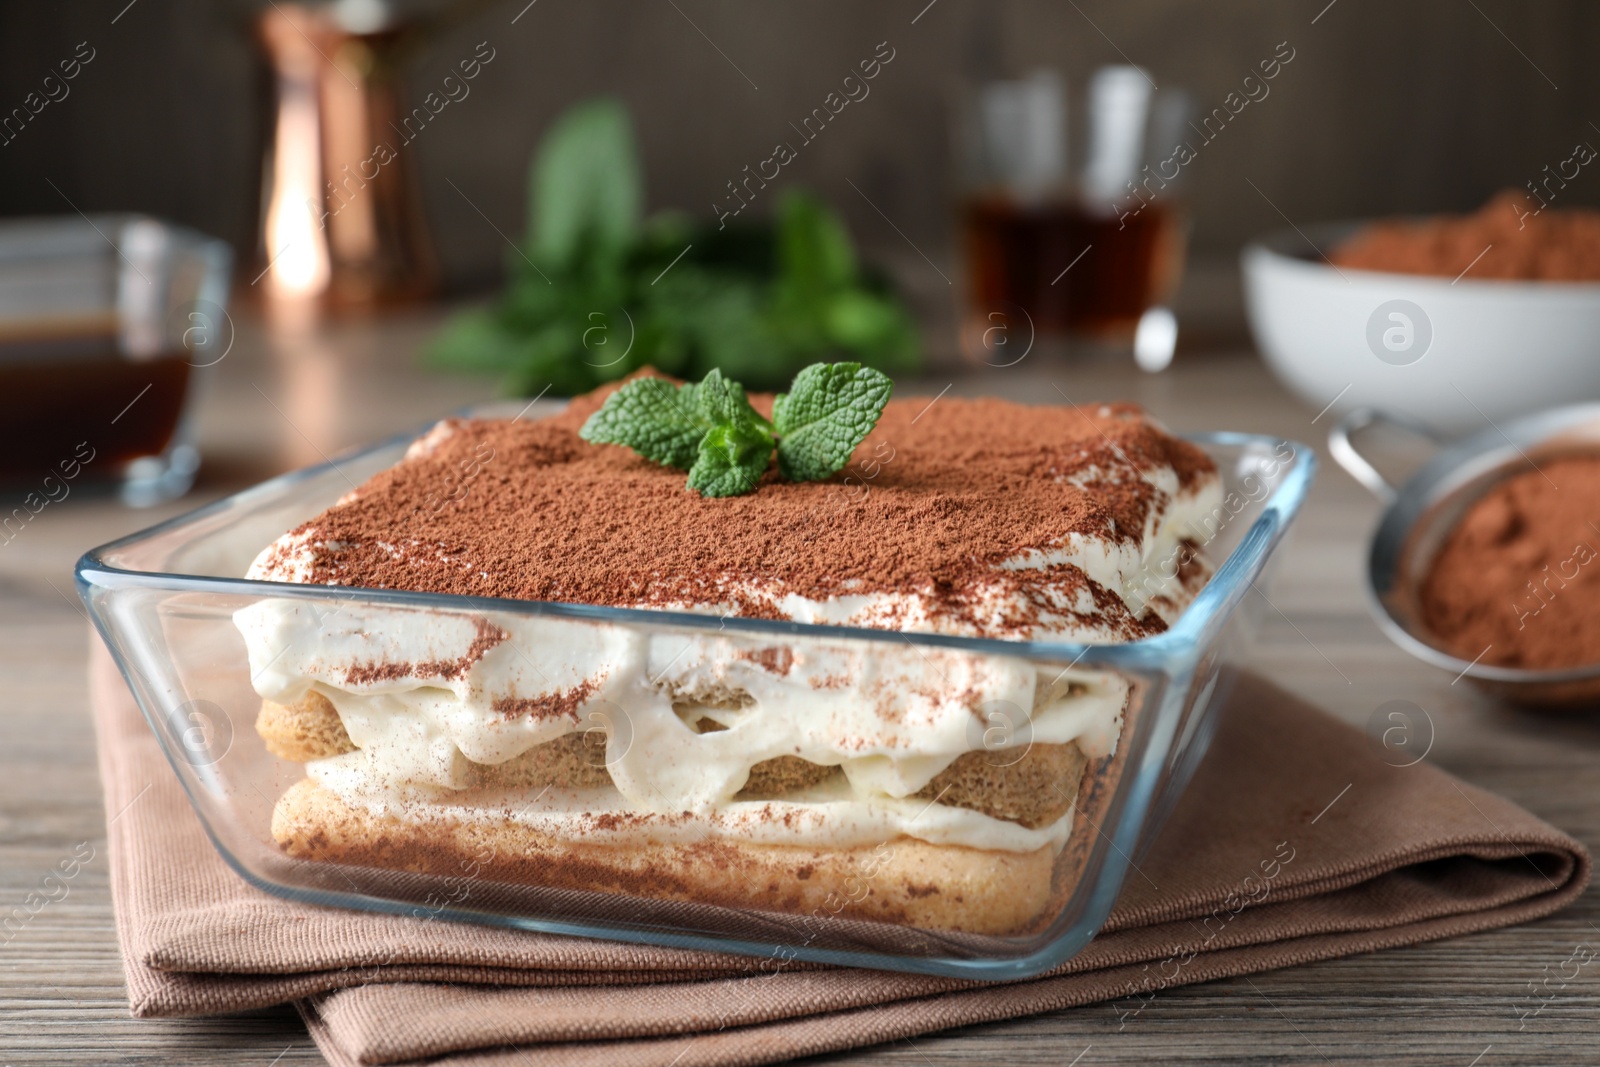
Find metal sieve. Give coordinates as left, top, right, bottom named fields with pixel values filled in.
left=1330, top=404, right=1600, bottom=707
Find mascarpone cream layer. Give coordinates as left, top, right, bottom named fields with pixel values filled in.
left=237, top=607, right=1128, bottom=852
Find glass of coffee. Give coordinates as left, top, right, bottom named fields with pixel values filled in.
left=958, top=67, right=1191, bottom=370
left=0, top=216, right=231, bottom=507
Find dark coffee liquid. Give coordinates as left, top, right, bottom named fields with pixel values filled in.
left=0, top=336, right=192, bottom=484
left=962, top=194, right=1184, bottom=337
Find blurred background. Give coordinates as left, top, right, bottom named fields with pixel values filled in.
left=6, top=0, right=1596, bottom=289
left=1, top=0, right=1597, bottom=503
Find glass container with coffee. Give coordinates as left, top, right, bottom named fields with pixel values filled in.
left=0, top=216, right=231, bottom=507
left=959, top=67, right=1189, bottom=369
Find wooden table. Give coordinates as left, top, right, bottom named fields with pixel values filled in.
left=2, top=309, right=1595, bottom=1065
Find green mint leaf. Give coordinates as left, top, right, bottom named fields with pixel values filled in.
left=692, top=368, right=771, bottom=431
left=686, top=420, right=774, bottom=497
left=772, top=363, right=892, bottom=482
left=579, top=377, right=708, bottom=469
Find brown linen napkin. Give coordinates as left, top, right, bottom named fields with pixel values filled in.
left=90, top=637, right=1589, bottom=1066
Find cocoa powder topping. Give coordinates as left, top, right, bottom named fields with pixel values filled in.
left=262, top=377, right=1215, bottom=640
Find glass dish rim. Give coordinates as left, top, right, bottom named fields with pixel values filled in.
left=75, top=420, right=1316, bottom=668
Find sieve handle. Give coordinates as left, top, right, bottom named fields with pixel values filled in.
left=1328, top=408, right=1444, bottom=504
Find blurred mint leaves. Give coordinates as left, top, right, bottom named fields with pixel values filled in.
left=580, top=363, right=892, bottom=498
left=528, top=98, right=641, bottom=270
left=426, top=98, right=919, bottom=396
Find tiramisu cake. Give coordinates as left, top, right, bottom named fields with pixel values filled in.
left=236, top=376, right=1222, bottom=936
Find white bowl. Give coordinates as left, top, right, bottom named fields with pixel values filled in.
left=1241, top=224, right=1600, bottom=433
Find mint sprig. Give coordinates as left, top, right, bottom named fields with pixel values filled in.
left=579, top=363, right=892, bottom=497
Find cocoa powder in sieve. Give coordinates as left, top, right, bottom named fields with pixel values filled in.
left=1419, top=456, right=1600, bottom=670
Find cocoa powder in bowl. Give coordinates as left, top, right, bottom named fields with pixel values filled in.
left=1332, top=191, right=1600, bottom=281
left=1419, top=455, right=1600, bottom=671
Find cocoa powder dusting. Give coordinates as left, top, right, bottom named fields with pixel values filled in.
left=739, top=647, right=796, bottom=675
left=343, top=618, right=508, bottom=685
left=1420, top=456, right=1600, bottom=670
left=493, top=675, right=603, bottom=722
left=267, top=377, right=1215, bottom=640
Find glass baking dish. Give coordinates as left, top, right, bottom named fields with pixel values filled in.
left=77, top=407, right=1314, bottom=980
